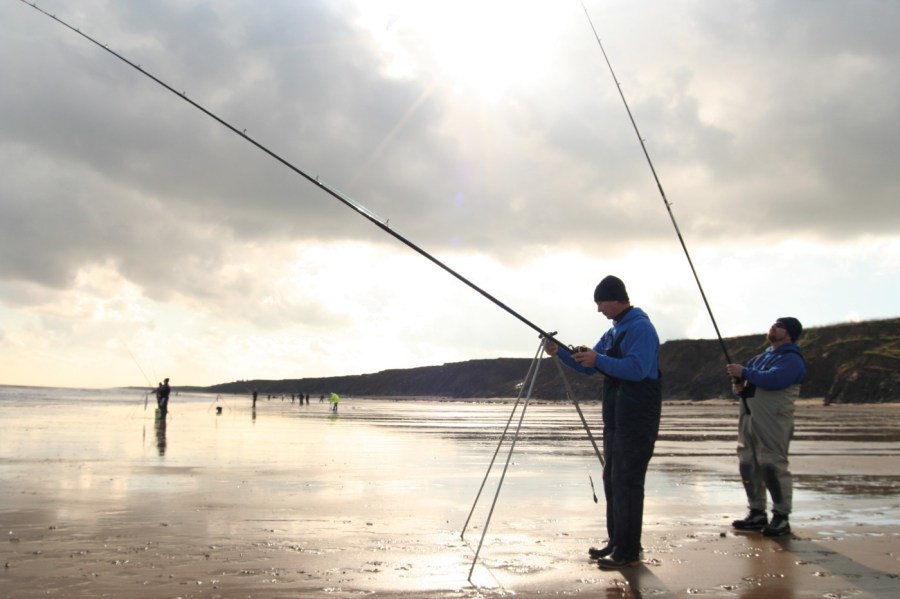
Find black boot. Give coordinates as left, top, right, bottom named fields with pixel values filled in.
left=732, top=509, right=768, bottom=531
left=588, top=544, right=614, bottom=559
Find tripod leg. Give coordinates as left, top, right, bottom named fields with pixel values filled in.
left=460, top=341, right=544, bottom=540
left=553, top=356, right=604, bottom=468
left=467, top=345, right=545, bottom=582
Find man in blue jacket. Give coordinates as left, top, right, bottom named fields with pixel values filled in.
left=726, top=317, right=806, bottom=537
left=544, top=275, right=662, bottom=569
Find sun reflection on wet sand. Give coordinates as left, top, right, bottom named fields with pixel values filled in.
left=0, top=388, right=898, bottom=597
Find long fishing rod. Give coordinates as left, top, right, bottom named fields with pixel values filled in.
left=119, top=335, right=154, bottom=388
left=580, top=2, right=733, bottom=365
left=119, top=336, right=157, bottom=414
left=20, top=0, right=571, bottom=351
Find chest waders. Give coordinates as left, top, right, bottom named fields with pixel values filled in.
left=600, top=332, right=662, bottom=561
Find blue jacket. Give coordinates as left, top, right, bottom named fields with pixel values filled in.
left=743, top=343, right=806, bottom=390
left=558, top=306, right=660, bottom=382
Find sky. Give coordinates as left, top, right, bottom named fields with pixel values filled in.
left=1, top=0, right=898, bottom=389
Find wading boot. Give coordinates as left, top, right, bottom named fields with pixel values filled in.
left=761, top=513, right=791, bottom=537
left=596, top=553, right=640, bottom=570
left=588, top=544, right=614, bottom=559
left=732, top=509, right=768, bottom=531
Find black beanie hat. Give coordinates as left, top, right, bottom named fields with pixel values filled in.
left=776, top=316, right=803, bottom=341
left=594, top=275, right=629, bottom=302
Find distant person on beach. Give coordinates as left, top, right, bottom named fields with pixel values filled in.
left=158, top=378, right=171, bottom=415
left=252, top=390, right=258, bottom=408
left=329, top=392, right=340, bottom=412
left=726, top=317, right=807, bottom=537
left=155, top=383, right=163, bottom=408
left=544, top=275, right=662, bottom=570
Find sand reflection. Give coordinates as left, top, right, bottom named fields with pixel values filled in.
left=0, top=389, right=897, bottom=597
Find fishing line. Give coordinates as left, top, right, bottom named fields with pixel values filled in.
left=580, top=2, right=733, bottom=365
left=120, top=336, right=154, bottom=389
left=127, top=389, right=151, bottom=419
left=119, top=335, right=158, bottom=414
left=19, top=0, right=573, bottom=352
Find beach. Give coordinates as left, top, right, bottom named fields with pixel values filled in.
left=1, top=387, right=898, bottom=598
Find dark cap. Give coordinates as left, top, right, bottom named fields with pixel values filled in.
left=594, top=275, right=629, bottom=302
left=775, top=317, right=803, bottom=341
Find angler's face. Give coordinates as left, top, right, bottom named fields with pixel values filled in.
left=767, top=322, right=789, bottom=344
left=596, top=300, right=623, bottom=320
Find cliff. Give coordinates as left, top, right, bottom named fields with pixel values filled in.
left=204, top=318, right=899, bottom=403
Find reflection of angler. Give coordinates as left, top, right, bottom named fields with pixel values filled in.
left=155, top=415, right=167, bottom=456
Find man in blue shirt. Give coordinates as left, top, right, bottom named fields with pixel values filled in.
left=726, top=317, right=807, bottom=537
left=545, top=275, right=662, bottom=569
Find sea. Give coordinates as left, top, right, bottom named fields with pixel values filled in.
left=1, top=384, right=898, bottom=525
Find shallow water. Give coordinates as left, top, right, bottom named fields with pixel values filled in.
left=2, top=387, right=899, bottom=521
left=1, top=387, right=898, bottom=597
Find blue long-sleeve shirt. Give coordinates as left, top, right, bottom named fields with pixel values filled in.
left=743, top=343, right=806, bottom=390
left=557, top=306, right=660, bottom=382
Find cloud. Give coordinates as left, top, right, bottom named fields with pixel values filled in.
left=0, top=0, right=897, bottom=387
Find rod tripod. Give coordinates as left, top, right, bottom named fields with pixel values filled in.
left=463, top=337, right=605, bottom=582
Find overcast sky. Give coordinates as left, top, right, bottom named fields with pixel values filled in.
left=2, top=0, right=898, bottom=389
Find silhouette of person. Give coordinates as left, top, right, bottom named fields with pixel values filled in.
left=158, top=378, right=171, bottom=415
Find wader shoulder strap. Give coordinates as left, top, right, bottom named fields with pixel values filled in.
left=609, top=330, right=627, bottom=359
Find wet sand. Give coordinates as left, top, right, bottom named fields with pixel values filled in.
left=1, top=389, right=898, bottom=598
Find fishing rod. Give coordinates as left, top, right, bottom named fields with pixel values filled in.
left=580, top=2, right=733, bottom=365
left=19, top=0, right=572, bottom=352
left=118, top=335, right=159, bottom=414
left=24, top=5, right=611, bottom=493
left=120, top=336, right=154, bottom=389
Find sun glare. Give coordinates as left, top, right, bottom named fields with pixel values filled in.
left=354, top=0, right=569, bottom=102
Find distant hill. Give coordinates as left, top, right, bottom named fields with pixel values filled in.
left=202, top=318, right=900, bottom=403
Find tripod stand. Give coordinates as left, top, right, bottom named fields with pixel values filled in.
left=462, top=337, right=605, bottom=582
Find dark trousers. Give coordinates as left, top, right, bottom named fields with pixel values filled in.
left=601, top=377, right=662, bottom=560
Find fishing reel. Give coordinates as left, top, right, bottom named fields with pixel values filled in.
left=570, top=344, right=592, bottom=353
